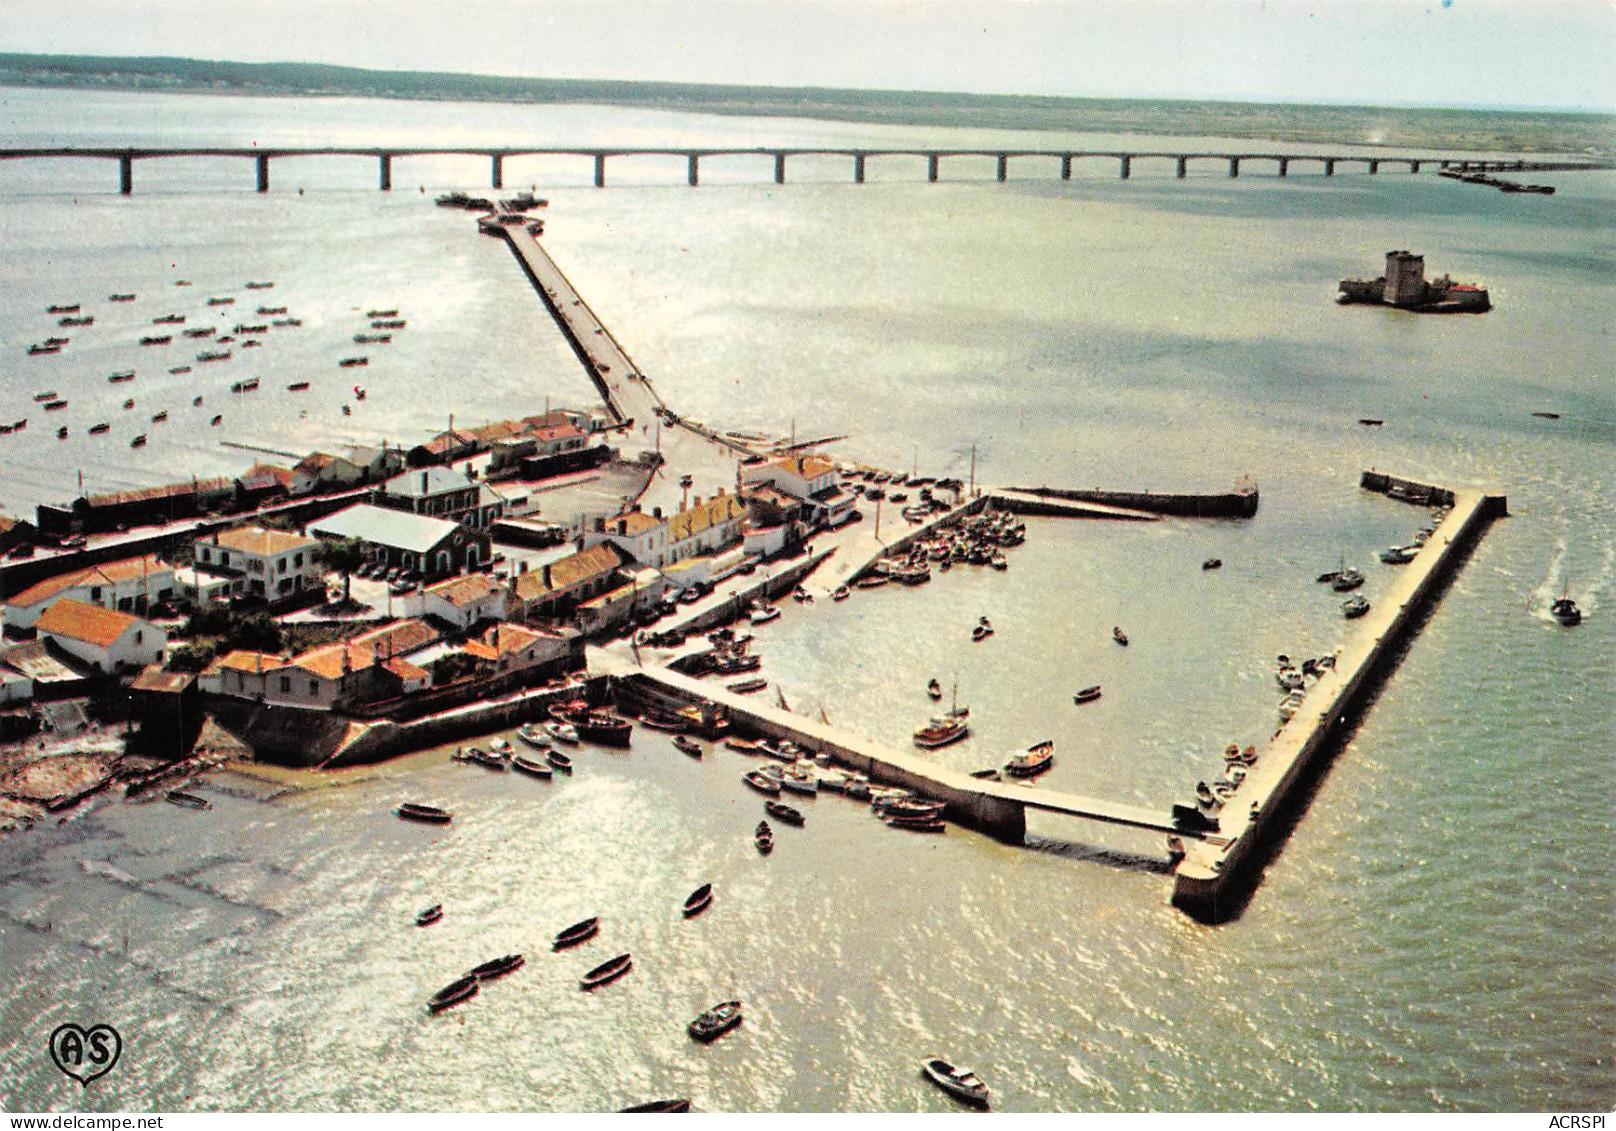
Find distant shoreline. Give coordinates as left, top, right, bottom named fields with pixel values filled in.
left=3, top=52, right=1613, bottom=156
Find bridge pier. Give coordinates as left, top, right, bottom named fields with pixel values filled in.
left=928, top=154, right=939, bottom=182
left=378, top=153, right=392, bottom=191
left=687, top=154, right=699, bottom=187
left=1277, top=157, right=1289, bottom=177
left=1060, top=155, right=1072, bottom=181
left=774, top=152, right=786, bottom=184
left=491, top=153, right=503, bottom=190
left=593, top=154, right=606, bottom=188
left=255, top=154, right=269, bottom=193
left=1228, top=157, right=1240, bottom=178
left=119, top=153, right=133, bottom=195
left=1119, top=155, right=1131, bottom=179
left=1324, top=158, right=1336, bottom=176
left=996, top=153, right=1008, bottom=182
left=853, top=153, right=866, bottom=184
left=1176, top=156, right=1187, bottom=178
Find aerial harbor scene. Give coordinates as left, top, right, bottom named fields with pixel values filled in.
left=0, top=0, right=1612, bottom=1116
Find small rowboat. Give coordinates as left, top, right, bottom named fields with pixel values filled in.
left=553, top=917, right=599, bottom=951
left=547, top=750, right=573, bottom=773
left=1005, top=740, right=1054, bottom=779
left=682, top=883, right=713, bottom=918
left=468, top=746, right=506, bottom=770
left=1202, top=557, right=1223, bottom=570
left=922, top=1059, right=990, bottom=1107
left=427, top=975, right=478, bottom=1013
left=688, top=1000, right=743, bottom=1042
left=673, top=735, right=703, bottom=758
left=621, top=1100, right=690, bottom=1113
left=725, top=737, right=764, bottom=754
left=396, top=802, right=452, bottom=824
left=755, top=820, right=774, bottom=855
left=466, top=954, right=525, bottom=981
left=581, top=953, right=633, bottom=991
left=546, top=721, right=580, bottom=745
left=726, top=677, right=768, bottom=694
left=515, top=723, right=552, bottom=749
left=832, top=586, right=850, bottom=601
left=743, top=769, right=781, bottom=795
left=763, top=800, right=804, bottom=826
left=415, top=904, right=443, bottom=927
left=1073, top=685, right=1102, bottom=704
left=165, top=790, right=210, bottom=810
left=888, top=815, right=946, bottom=833
left=511, top=754, right=553, bottom=779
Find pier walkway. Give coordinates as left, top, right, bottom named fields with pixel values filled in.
left=1172, top=479, right=1507, bottom=920
left=589, top=646, right=1193, bottom=843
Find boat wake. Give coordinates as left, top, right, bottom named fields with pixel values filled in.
left=1530, top=537, right=1612, bottom=620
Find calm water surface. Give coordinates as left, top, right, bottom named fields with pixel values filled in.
left=0, top=88, right=1611, bottom=1113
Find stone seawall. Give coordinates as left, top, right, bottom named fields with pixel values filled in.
left=1005, top=478, right=1259, bottom=518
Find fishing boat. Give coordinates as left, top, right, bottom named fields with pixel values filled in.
left=108, top=371, right=135, bottom=383
left=682, top=883, right=714, bottom=917
left=140, top=335, right=171, bottom=346
left=183, top=327, right=216, bottom=338
left=88, top=423, right=110, bottom=435
left=151, top=411, right=168, bottom=423
left=1531, top=411, right=1561, bottom=420
left=415, top=904, right=443, bottom=927
left=1358, top=418, right=1384, bottom=427
left=169, top=366, right=192, bottom=375
left=913, top=713, right=969, bottom=749
left=58, top=315, right=93, bottom=327
left=1333, top=567, right=1365, bottom=592
left=468, top=746, right=506, bottom=770
left=553, top=917, right=599, bottom=950
left=673, top=735, right=703, bottom=758
left=427, top=975, right=478, bottom=1013
left=922, top=1059, right=990, bottom=1108
left=46, top=303, right=79, bottom=314
left=725, top=736, right=764, bottom=754
left=764, top=800, right=804, bottom=826
left=1380, top=545, right=1418, bottom=565
left=130, top=434, right=147, bottom=448
left=554, top=704, right=633, bottom=747
left=206, top=296, right=234, bottom=306
left=339, top=357, right=368, bottom=368
left=545, top=721, right=580, bottom=744
left=620, top=1100, right=691, bottom=1113
left=165, top=790, right=210, bottom=810
left=466, top=954, right=525, bottom=981
left=32, top=391, right=58, bottom=402
left=1551, top=596, right=1582, bottom=626
left=511, top=753, right=554, bottom=779
left=256, top=305, right=287, bottom=314
left=688, top=1000, right=743, bottom=1042
left=152, top=313, right=185, bottom=324
left=1005, top=740, right=1054, bottom=778
left=1195, top=781, right=1217, bottom=805
left=1112, top=626, right=1129, bottom=645
left=1072, top=685, right=1102, bottom=704
left=547, top=750, right=574, bottom=773
left=396, top=802, right=452, bottom=824
left=197, top=350, right=231, bottom=362
left=726, top=677, right=768, bottom=695
left=1203, top=557, right=1223, bottom=570
left=832, top=586, right=850, bottom=601
left=927, top=678, right=943, bottom=700
left=210, top=415, right=223, bottom=426
left=749, top=603, right=781, bottom=626
left=27, top=343, right=62, bottom=356
left=366, top=308, right=399, bottom=318
left=44, top=400, right=67, bottom=411
left=888, top=814, right=946, bottom=833
left=354, top=332, right=392, bottom=344
left=581, top=953, right=634, bottom=991
left=744, top=769, right=782, bottom=796
left=1341, top=595, right=1371, bottom=619
left=109, top=293, right=136, bottom=302
left=515, top=723, right=552, bottom=749
left=286, top=381, right=310, bottom=392
left=56, top=426, right=68, bottom=439
left=244, top=281, right=275, bottom=290
left=372, top=318, right=407, bottom=330
left=779, top=766, right=817, bottom=795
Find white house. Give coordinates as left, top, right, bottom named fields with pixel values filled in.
left=462, top=622, right=572, bottom=678
left=417, top=573, right=509, bottom=631
left=581, top=490, right=748, bottom=572
left=741, top=455, right=856, bottom=528
left=3, top=555, right=175, bottom=632
left=193, top=526, right=322, bottom=601
left=35, top=599, right=167, bottom=673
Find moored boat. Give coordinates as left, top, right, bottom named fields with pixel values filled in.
left=682, top=883, right=714, bottom=918
left=688, top=1000, right=743, bottom=1042
left=726, top=677, right=768, bottom=695
left=466, top=953, right=525, bottom=981
left=427, top=975, right=478, bottom=1013
left=620, top=1100, right=691, bottom=1113
left=672, top=735, right=703, bottom=758
left=553, top=917, right=600, bottom=950
left=1332, top=567, right=1365, bottom=592
left=1379, top=545, right=1418, bottom=565
left=547, top=750, right=574, bottom=773
left=396, top=802, right=452, bottom=824
left=744, top=769, right=782, bottom=796
left=339, top=356, right=368, bottom=368
left=511, top=753, right=553, bottom=779
left=1342, top=595, right=1371, bottom=619
left=1072, top=685, right=1102, bottom=704
left=415, top=904, right=443, bottom=927
left=545, top=721, right=580, bottom=744
left=1203, top=557, right=1223, bottom=570
left=913, top=713, right=969, bottom=749
left=1005, top=740, right=1054, bottom=778
left=927, top=678, right=942, bottom=700
left=832, top=586, right=850, bottom=601
left=1112, top=626, right=1129, bottom=645
left=165, top=790, right=210, bottom=810
left=515, top=723, right=552, bottom=749
left=764, top=799, right=804, bottom=826
left=749, top=603, right=781, bottom=626
left=580, top=953, right=634, bottom=991
left=922, top=1059, right=990, bottom=1108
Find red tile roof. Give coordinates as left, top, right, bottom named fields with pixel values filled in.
left=36, top=599, right=142, bottom=650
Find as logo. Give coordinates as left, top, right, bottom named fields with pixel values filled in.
left=49, top=1023, right=122, bottom=1087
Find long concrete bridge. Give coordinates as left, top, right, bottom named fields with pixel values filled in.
left=2, top=145, right=1605, bottom=195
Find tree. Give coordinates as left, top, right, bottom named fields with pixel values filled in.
left=313, top=538, right=367, bottom=605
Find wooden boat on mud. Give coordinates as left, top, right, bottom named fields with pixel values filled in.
left=682, top=883, right=714, bottom=918
left=763, top=800, right=804, bottom=826
left=547, top=750, right=574, bottom=774
left=551, top=701, right=632, bottom=746
left=743, top=769, right=782, bottom=795
left=511, top=753, right=553, bottom=779
left=672, top=735, right=703, bottom=758
left=621, top=1100, right=690, bottom=1113
left=396, top=802, right=452, bottom=824
left=725, top=737, right=764, bottom=755
left=466, top=954, right=525, bottom=981
left=1073, top=685, right=1102, bottom=704
left=415, top=904, right=443, bottom=927
left=755, top=820, right=774, bottom=854
left=515, top=723, right=552, bottom=749
left=581, top=953, right=633, bottom=991
left=427, top=975, right=479, bottom=1013
left=165, top=790, right=210, bottom=810
left=726, top=677, right=768, bottom=694
left=553, top=917, right=600, bottom=950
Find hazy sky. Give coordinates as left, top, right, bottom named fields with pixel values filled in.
left=6, top=0, right=1615, bottom=111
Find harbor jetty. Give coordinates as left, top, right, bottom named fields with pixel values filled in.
left=1171, top=475, right=1507, bottom=921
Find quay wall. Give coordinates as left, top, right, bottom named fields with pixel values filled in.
left=1171, top=484, right=1506, bottom=921
left=1006, top=478, right=1259, bottom=518
left=1360, top=470, right=1457, bottom=508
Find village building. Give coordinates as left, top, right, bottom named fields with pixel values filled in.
left=3, top=555, right=175, bottom=632
left=461, top=622, right=574, bottom=679
left=373, top=467, right=506, bottom=530
left=415, top=573, right=509, bottom=631
left=290, top=452, right=365, bottom=497
left=309, top=504, right=490, bottom=575
left=35, top=599, right=167, bottom=673
left=192, top=526, right=322, bottom=602
left=581, top=490, right=748, bottom=573
left=740, top=455, right=856, bottom=528
left=509, top=543, right=626, bottom=621
left=203, top=619, right=442, bottom=709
